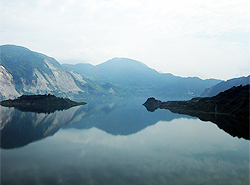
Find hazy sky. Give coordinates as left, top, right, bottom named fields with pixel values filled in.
left=1, top=0, right=249, bottom=80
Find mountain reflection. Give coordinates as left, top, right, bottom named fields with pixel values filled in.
left=2, top=98, right=247, bottom=150
left=0, top=105, right=87, bottom=149
left=0, top=99, right=188, bottom=149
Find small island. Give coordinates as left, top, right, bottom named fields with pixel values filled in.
left=0, top=94, right=86, bottom=113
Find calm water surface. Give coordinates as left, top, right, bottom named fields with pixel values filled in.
left=1, top=99, right=249, bottom=185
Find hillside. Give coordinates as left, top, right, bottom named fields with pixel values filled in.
left=201, top=75, right=250, bottom=97
left=144, top=85, right=249, bottom=139
left=0, top=45, right=125, bottom=100
left=63, top=57, right=221, bottom=99
left=144, top=85, right=249, bottom=118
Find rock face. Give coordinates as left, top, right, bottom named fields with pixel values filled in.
left=20, top=59, right=84, bottom=96
left=0, top=66, right=20, bottom=100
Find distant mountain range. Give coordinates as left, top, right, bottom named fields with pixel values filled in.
left=62, top=57, right=221, bottom=99
left=201, top=75, right=250, bottom=97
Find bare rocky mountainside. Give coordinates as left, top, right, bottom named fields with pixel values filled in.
left=0, top=45, right=124, bottom=101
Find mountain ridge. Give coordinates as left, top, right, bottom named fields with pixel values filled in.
left=63, top=57, right=221, bottom=99
left=201, top=75, right=250, bottom=97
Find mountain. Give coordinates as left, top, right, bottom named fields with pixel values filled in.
left=63, top=57, right=221, bottom=99
left=0, top=45, right=124, bottom=101
left=201, top=75, right=250, bottom=97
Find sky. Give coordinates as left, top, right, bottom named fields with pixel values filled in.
left=1, top=0, right=249, bottom=80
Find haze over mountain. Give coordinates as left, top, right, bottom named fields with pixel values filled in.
left=201, top=75, right=250, bottom=97
left=63, top=57, right=221, bottom=99
left=0, top=44, right=223, bottom=101
left=0, top=45, right=124, bottom=100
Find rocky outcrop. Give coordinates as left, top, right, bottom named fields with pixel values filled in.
left=0, top=66, right=20, bottom=100
left=142, top=97, right=163, bottom=112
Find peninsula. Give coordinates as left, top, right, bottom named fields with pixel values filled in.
left=144, top=85, right=249, bottom=118
left=143, top=85, right=249, bottom=140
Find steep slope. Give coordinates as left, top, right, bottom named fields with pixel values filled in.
left=0, top=45, right=124, bottom=100
left=63, top=57, right=221, bottom=99
left=0, top=65, right=20, bottom=99
left=201, top=75, right=250, bottom=97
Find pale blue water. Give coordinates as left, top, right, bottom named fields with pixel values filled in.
left=1, top=100, right=249, bottom=185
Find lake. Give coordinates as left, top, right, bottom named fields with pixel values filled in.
left=1, top=98, right=249, bottom=185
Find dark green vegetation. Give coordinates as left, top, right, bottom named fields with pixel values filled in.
left=201, top=75, right=250, bottom=97
left=162, top=85, right=249, bottom=118
left=0, top=94, right=86, bottom=113
left=63, top=57, right=221, bottom=99
left=143, top=85, right=250, bottom=139
left=144, top=85, right=249, bottom=117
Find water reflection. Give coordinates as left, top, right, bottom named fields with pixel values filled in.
left=143, top=101, right=249, bottom=140
left=0, top=105, right=88, bottom=149
left=0, top=100, right=188, bottom=149
left=1, top=118, right=249, bottom=185
left=1, top=99, right=249, bottom=184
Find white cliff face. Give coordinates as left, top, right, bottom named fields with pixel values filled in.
left=23, top=59, right=84, bottom=94
left=0, top=59, right=86, bottom=100
left=68, top=70, right=87, bottom=85
left=0, top=65, right=20, bottom=100
left=43, top=59, right=84, bottom=93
